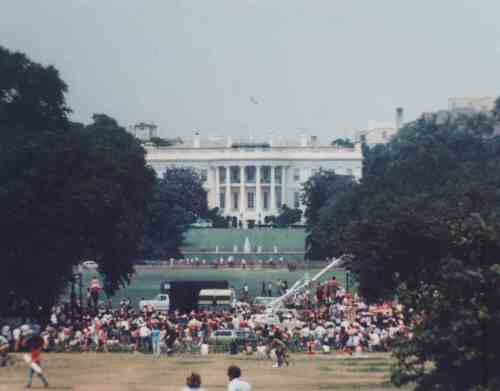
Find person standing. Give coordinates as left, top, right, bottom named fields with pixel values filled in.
left=151, top=325, right=162, bottom=357
left=261, top=281, right=267, bottom=296
left=89, top=276, right=102, bottom=310
left=267, top=281, right=273, bottom=297
left=227, top=366, right=252, bottom=391
left=25, top=334, right=49, bottom=389
left=242, top=283, right=249, bottom=302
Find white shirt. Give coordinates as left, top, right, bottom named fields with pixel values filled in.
left=228, top=378, right=252, bottom=391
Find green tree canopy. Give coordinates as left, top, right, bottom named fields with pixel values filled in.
left=267, top=205, right=302, bottom=227
left=331, top=138, right=355, bottom=148
left=0, top=47, right=155, bottom=316
left=314, top=110, right=500, bottom=390
left=0, top=46, right=70, bottom=133
left=302, top=169, right=358, bottom=260
left=140, top=167, right=208, bottom=259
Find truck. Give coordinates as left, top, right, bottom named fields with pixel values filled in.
left=139, top=293, right=170, bottom=312
left=160, top=280, right=229, bottom=312
left=198, top=289, right=236, bottom=311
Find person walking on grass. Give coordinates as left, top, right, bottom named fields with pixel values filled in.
left=25, top=334, right=49, bottom=389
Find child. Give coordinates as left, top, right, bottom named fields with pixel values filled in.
left=25, top=334, right=49, bottom=388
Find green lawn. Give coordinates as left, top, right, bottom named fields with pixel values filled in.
left=83, top=267, right=347, bottom=306
left=1, top=353, right=405, bottom=391
left=183, top=228, right=307, bottom=252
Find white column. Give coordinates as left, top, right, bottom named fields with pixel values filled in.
left=214, top=166, right=220, bottom=208
left=225, top=166, right=231, bottom=212
left=281, top=166, right=286, bottom=207
left=270, top=165, right=276, bottom=213
left=239, top=165, right=245, bottom=214
left=256, top=165, right=262, bottom=219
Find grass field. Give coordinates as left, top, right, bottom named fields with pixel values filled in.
left=183, top=228, right=307, bottom=252
left=83, top=267, right=348, bottom=306
left=0, top=353, right=408, bottom=391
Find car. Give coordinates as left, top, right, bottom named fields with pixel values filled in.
left=208, top=329, right=257, bottom=344
left=139, top=293, right=170, bottom=312
left=81, top=260, right=98, bottom=269
left=191, top=219, right=213, bottom=228
left=250, top=313, right=280, bottom=326
left=208, top=329, right=236, bottom=343
left=252, top=296, right=275, bottom=308
left=276, top=308, right=299, bottom=319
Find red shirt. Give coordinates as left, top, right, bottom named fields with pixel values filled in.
left=31, top=347, right=42, bottom=364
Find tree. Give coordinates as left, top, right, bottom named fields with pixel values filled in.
left=268, top=205, right=302, bottom=227
left=327, top=110, right=500, bottom=390
left=0, top=47, right=155, bottom=316
left=74, top=114, right=156, bottom=294
left=302, top=169, right=358, bottom=260
left=140, top=167, right=208, bottom=259
left=149, top=136, right=173, bottom=147
left=206, top=207, right=230, bottom=228
left=331, top=138, right=355, bottom=148
left=0, top=46, right=70, bottom=133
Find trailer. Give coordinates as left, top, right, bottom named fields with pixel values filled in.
left=160, top=280, right=229, bottom=312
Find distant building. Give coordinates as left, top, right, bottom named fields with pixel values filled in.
left=448, top=97, right=495, bottom=113
left=356, top=127, right=398, bottom=147
left=424, top=97, right=496, bottom=125
left=145, top=133, right=363, bottom=228
left=129, top=122, right=158, bottom=141
left=355, top=108, right=404, bottom=147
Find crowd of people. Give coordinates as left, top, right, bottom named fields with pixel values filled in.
left=1, top=276, right=408, bottom=368
left=141, top=256, right=301, bottom=270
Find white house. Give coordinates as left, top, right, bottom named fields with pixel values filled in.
left=145, top=133, right=363, bottom=228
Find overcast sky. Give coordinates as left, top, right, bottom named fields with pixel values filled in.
left=1, top=0, right=500, bottom=142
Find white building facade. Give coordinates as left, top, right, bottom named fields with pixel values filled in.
left=146, top=135, right=363, bottom=228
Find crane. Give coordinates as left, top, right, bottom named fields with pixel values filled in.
left=264, top=254, right=351, bottom=314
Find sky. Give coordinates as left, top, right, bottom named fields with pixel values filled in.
left=1, top=0, right=500, bottom=142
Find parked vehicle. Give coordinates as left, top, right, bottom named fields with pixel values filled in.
left=81, top=260, right=98, bottom=269
left=252, top=296, right=275, bottom=308
left=198, top=289, right=236, bottom=311
left=208, top=329, right=257, bottom=344
left=191, top=219, right=213, bottom=228
left=250, top=313, right=280, bottom=326
left=139, top=293, right=170, bottom=311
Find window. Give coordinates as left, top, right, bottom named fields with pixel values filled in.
left=201, top=169, right=208, bottom=181
left=293, top=168, right=301, bottom=182
left=219, top=167, right=226, bottom=183
left=247, top=191, right=255, bottom=209
left=261, top=166, right=271, bottom=183
left=219, top=191, right=226, bottom=210
left=232, top=192, right=239, bottom=210
left=230, top=166, right=240, bottom=182
left=276, top=188, right=282, bottom=209
left=294, top=192, right=301, bottom=208
left=275, top=167, right=282, bottom=182
left=263, top=191, right=269, bottom=210
left=245, top=166, right=256, bottom=183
